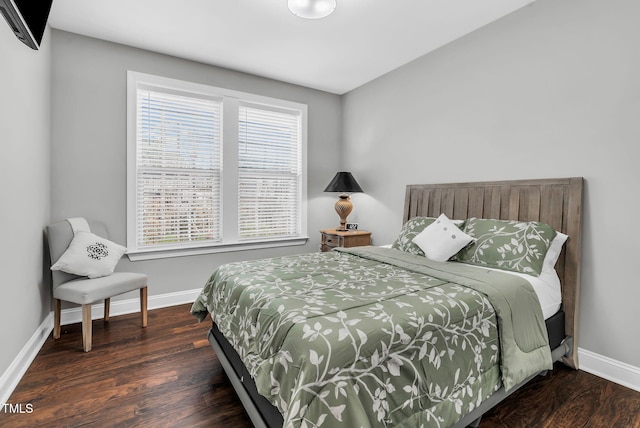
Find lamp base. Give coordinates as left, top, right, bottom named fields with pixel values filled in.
left=334, top=194, right=352, bottom=231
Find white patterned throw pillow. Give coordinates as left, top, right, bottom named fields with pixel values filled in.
left=413, top=214, right=474, bottom=262
left=51, top=231, right=127, bottom=278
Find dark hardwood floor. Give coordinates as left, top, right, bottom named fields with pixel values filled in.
left=1, top=304, right=639, bottom=427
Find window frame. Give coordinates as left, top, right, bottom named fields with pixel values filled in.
left=126, top=71, right=308, bottom=261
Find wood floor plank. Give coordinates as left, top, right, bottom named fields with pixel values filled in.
left=1, top=304, right=638, bottom=427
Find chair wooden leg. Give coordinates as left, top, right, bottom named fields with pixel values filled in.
left=53, top=299, right=61, bottom=339
left=140, top=287, right=148, bottom=328
left=104, top=298, right=110, bottom=322
left=82, top=304, right=92, bottom=352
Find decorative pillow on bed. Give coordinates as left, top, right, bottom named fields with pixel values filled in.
left=455, top=218, right=557, bottom=276
left=51, top=231, right=127, bottom=278
left=391, top=216, right=437, bottom=256
left=413, top=214, right=474, bottom=262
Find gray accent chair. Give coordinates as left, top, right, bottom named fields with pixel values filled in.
left=46, top=220, right=148, bottom=352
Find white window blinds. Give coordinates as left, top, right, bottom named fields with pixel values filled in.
left=238, top=104, right=302, bottom=239
left=135, top=89, right=222, bottom=248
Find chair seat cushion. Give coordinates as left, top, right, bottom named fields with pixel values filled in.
left=54, top=272, right=148, bottom=305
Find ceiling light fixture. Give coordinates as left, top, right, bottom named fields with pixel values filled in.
left=288, top=0, right=337, bottom=19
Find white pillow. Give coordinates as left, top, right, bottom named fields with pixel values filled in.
left=51, top=231, right=127, bottom=278
left=543, top=231, right=568, bottom=272
left=413, top=214, right=474, bottom=262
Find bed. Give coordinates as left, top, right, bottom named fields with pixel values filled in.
left=191, top=177, right=583, bottom=428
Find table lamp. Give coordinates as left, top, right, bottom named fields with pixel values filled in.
left=323, top=172, right=363, bottom=231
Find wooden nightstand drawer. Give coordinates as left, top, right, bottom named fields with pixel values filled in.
left=320, top=229, right=371, bottom=252
left=321, top=233, right=344, bottom=247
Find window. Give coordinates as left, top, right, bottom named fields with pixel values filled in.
left=238, top=104, right=302, bottom=239
left=135, top=89, right=223, bottom=248
left=127, top=72, right=307, bottom=260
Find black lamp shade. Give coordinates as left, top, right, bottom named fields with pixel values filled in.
left=324, top=172, right=364, bottom=193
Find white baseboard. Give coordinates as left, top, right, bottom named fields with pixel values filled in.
left=0, top=288, right=202, bottom=404
left=578, top=348, right=640, bottom=393
left=0, top=312, right=54, bottom=405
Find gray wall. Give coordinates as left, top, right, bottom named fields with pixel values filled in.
left=343, top=0, right=640, bottom=367
left=50, top=30, right=341, bottom=301
left=0, top=28, right=51, bottom=375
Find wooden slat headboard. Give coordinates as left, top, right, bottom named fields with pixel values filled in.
left=403, top=177, right=583, bottom=368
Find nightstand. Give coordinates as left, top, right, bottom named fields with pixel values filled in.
left=320, top=229, right=372, bottom=252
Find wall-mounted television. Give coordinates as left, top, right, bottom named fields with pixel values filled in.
left=0, top=0, right=53, bottom=50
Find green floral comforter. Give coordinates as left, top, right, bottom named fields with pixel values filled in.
left=191, top=247, right=552, bottom=428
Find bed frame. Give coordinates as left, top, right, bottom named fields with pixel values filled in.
left=208, top=177, right=584, bottom=428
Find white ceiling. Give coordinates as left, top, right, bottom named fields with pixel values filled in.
left=48, top=0, right=534, bottom=95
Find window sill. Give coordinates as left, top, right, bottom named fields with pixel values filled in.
left=126, top=236, right=309, bottom=261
